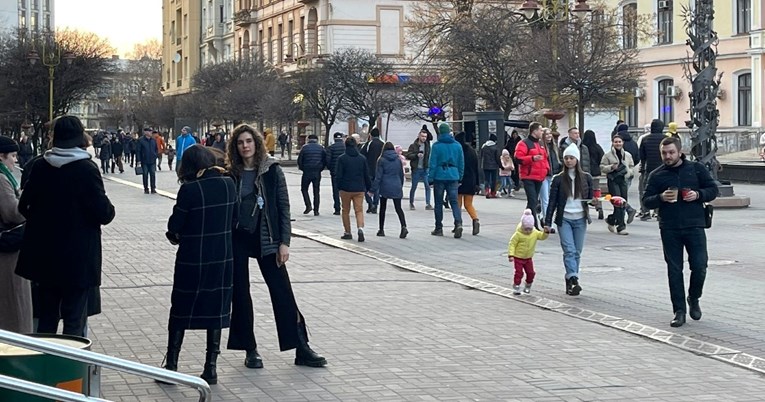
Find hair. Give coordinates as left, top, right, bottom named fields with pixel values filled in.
left=227, top=123, right=267, bottom=178
left=208, top=146, right=226, bottom=168
left=581, top=130, right=598, bottom=148
left=568, top=127, right=579, bottom=133
left=80, top=134, right=92, bottom=149
left=660, top=136, right=682, bottom=151
left=529, top=122, right=542, bottom=133
left=559, top=156, right=586, bottom=199
left=177, top=145, right=217, bottom=184
left=345, top=137, right=357, bottom=147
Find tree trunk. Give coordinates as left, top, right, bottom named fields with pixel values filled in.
left=324, top=123, right=332, bottom=147
left=384, top=111, right=393, bottom=141
left=577, top=89, right=586, bottom=132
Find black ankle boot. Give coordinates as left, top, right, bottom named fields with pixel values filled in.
left=295, top=322, right=327, bottom=367
left=244, top=348, right=264, bottom=369
left=200, top=329, right=221, bottom=384
left=565, top=277, right=572, bottom=295
left=156, top=330, right=184, bottom=384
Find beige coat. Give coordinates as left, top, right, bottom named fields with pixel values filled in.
left=600, top=148, right=635, bottom=180
left=0, top=175, right=33, bottom=333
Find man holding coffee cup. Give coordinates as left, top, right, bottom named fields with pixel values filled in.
left=642, top=137, right=719, bottom=328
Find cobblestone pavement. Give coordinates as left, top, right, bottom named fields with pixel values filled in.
left=86, top=176, right=765, bottom=401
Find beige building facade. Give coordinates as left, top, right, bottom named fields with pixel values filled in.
left=162, top=0, right=202, bottom=96
left=613, top=0, right=763, bottom=133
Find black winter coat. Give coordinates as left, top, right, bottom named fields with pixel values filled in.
left=16, top=156, right=115, bottom=288
left=336, top=145, right=371, bottom=192
left=372, top=150, right=405, bottom=199
left=167, top=170, right=236, bottom=330
left=99, top=143, right=112, bottom=161
left=639, top=132, right=666, bottom=173
left=297, top=141, right=327, bottom=173
left=361, top=137, right=384, bottom=177
left=586, top=143, right=605, bottom=177
left=458, top=142, right=480, bottom=195
left=544, top=171, right=594, bottom=228
left=233, top=159, right=292, bottom=258
left=642, top=156, right=718, bottom=230
left=327, top=139, right=345, bottom=176
left=619, top=131, right=640, bottom=167
left=111, top=141, right=124, bottom=157
left=136, top=136, right=158, bottom=165
left=479, top=142, right=502, bottom=170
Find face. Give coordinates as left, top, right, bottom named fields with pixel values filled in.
left=612, top=137, right=623, bottom=149
left=568, top=129, right=580, bottom=142
left=143, top=131, right=151, bottom=138
left=531, top=126, right=542, bottom=139
left=0, top=152, right=17, bottom=170
left=237, top=132, right=256, bottom=160
left=543, top=130, right=552, bottom=142
left=563, top=155, right=578, bottom=168
left=418, top=132, right=428, bottom=142
left=521, top=227, right=533, bottom=235
left=661, top=143, right=681, bottom=166
left=181, top=128, right=188, bottom=135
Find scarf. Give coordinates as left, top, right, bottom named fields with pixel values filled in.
left=0, top=163, right=19, bottom=196
left=615, top=148, right=623, bottom=162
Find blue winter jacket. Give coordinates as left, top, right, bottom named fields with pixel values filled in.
left=372, top=149, right=405, bottom=199
left=176, top=133, right=196, bottom=162
left=297, top=140, right=327, bottom=173
left=428, top=133, right=464, bottom=183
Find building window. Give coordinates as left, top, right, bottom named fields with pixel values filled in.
left=657, top=0, right=672, bottom=44
left=624, top=97, right=639, bottom=127
left=31, top=0, right=38, bottom=10
left=658, top=79, right=674, bottom=124
left=44, top=0, right=50, bottom=12
left=738, top=73, right=752, bottom=126
left=278, top=23, right=283, bottom=62
left=18, top=0, right=24, bottom=9
left=622, top=3, right=637, bottom=49
left=30, top=12, right=38, bottom=31
left=267, top=27, right=273, bottom=63
left=737, top=0, right=751, bottom=34
left=220, top=5, right=224, bottom=23
left=43, top=13, right=50, bottom=31
left=18, top=10, right=26, bottom=28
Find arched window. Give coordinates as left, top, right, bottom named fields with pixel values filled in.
left=658, top=79, right=674, bottom=124
left=622, top=3, right=637, bottom=49
left=738, top=73, right=752, bottom=126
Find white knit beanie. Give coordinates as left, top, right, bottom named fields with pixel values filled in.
left=563, top=144, right=580, bottom=161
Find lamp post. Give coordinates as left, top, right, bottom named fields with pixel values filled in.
left=27, top=41, right=75, bottom=124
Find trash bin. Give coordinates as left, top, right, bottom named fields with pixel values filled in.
left=0, top=334, right=91, bottom=401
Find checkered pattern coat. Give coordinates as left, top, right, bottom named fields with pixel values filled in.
left=167, top=170, right=236, bottom=330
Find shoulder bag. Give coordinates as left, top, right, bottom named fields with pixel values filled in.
left=0, top=223, right=25, bottom=253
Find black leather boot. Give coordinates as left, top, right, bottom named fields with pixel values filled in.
left=687, top=297, right=702, bottom=321
left=565, top=277, right=572, bottom=295
left=294, top=322, right=327, bottom=367
left=200, top=329, right=221, bottom=384
left=156, top=330, right=184, bottom=384
left=244, top=348, right=264, bottom=369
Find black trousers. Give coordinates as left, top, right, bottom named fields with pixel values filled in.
left=301, top=172, right=321, bottom=211
left=606, top=179, right=628, bottom=228
left=228, top=231, right=306, bottom=352
left=660, top=227, right=708, bottom=314
left=330, top=174, right=340, bottom=212
left=36, top=285, right=89, bottom=336
left=522, top=179, right=543, bottom=227
left=379, top=197, right=406, bottom=229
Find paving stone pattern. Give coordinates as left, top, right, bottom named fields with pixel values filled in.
left=87, top=168, right=765, bottom=401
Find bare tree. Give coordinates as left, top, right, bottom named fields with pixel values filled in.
left=522, top=8, right=644, bottom=131
left=292, top=62, right=347, bottom=146
left=332, top=48, right=396, bottom=132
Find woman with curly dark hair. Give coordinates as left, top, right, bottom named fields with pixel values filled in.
left=225, top=124, right=326, bottom=369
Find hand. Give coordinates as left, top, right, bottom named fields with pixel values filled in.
left=532, top=155, right=542, bottom=161
left=660, top=190, right=678, bottom=203
left=276, top=244, right=290, bottom=266
left=367, top=191, right=374, bottom=198
left=543, top=226, right=551, bottom=234
left=508, top=256, right=514, bottom=262
left=611, top=163, right=619, bottom=171
left=682, top=190, right=699, bottom=202
left=418, top=152, right=424, bottom=158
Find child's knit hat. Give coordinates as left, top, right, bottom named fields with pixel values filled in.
left=521, top=209, right=535, bottom=230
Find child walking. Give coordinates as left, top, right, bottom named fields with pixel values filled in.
left=499, top=149, right=515, bottom=197
left=507, top=209, right=549, bottom=295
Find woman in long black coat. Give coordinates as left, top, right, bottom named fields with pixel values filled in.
left=163, top=145, right=236, bottom=385
left=225, top=123, right=326, bottom=370
left=456, top=132, right=481, bottom=235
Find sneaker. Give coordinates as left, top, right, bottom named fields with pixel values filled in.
left=616, top=226, right=628, bottom=235
left=314, top=211, right=320, bottom=216
left=144, top=189, right=150, bottom=194
left=626, top=208, right=637, bottom=224
left=640, top=214, right=652, bottom=221
left=303, top=207, right=312, bottom=214
left=409, top=204, right=415, bottom=211
left=453, top=224, right=463, bottom=239
left=513, top=285, right=521, bottom=295
left=357, top=229, right=365, bottom=242
left=376, top=230, right=385, bottom=237
left=333, top=210, right=341, bottom=216
left=523, top=283, right=532, bottom=294
left=608, top=224, right=615, bottom=233
left=425, top=204, right=434, bottom=210
left=431, top=227, right=443, bottom=236
left=340, top=233, right=352, bottom=240
left=569, top=277, right=582, bottom=296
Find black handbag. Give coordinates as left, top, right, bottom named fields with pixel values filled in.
left=134, top=164, right=143, bottom=175
left=0, top=223, right=25, bottom=253
left=607, top=163, right=628, bottom=183
left=704, top=203, right=714, bottom=229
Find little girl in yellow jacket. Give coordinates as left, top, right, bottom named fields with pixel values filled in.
left=508, top=209, right=549, bottom=295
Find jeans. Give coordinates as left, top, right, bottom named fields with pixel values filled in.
left=500, top=176, right=513, bottom=192
left=557, top=217, right=588, bottom=279
left=522, top=179, right=543, bottom=227
left=409, top=168, right=431, bottom=206
left=100, top=159, right=109, bottom=174
left=300, top=172, right=321, bottom=211
left=141, top=162, right=156, bottom=191
left=607, top=179, right=628, bottom=228
left=540, top=176, right=552, bottom=218
left=484, top=169, right=498, bottom=194
left=330, top=175, right=341, bottom=212
left=660, top=228, right=708, bottom=314
left=433, top=180, right=461, bottom=229
left=365, top=185, right=379, bottom=209
left=639, top=171, right=648, bottom=214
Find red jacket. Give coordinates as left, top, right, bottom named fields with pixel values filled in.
left=514, top=138, right=549, bottom=181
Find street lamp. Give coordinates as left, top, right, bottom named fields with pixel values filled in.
left=27, top=42, right=75, bottom=124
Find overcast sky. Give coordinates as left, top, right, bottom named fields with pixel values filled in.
left=56, top=0, right=162, bottom=58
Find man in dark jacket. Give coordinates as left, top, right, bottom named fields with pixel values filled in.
left=16, top=115, right=115, bottom=336
left=479, top=134, right=502, bottom=198
left=638, top=119, right=667, bottom=220
left=642, top=136, right=718, bottom=328
left=336, top=137, right=372, bottom=241
left=110, top=137, right=124, bottom=174
left=297, top=134, right=327, bottom=216
left=135, top=127, right=159, bottom=194
left=559, top=128, right=591, bottom=173
left=360, top=128, right=384, bottom=213
left=406, top=129, right=432, bottom=210
left=326, top=132, right=346, bottom=215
